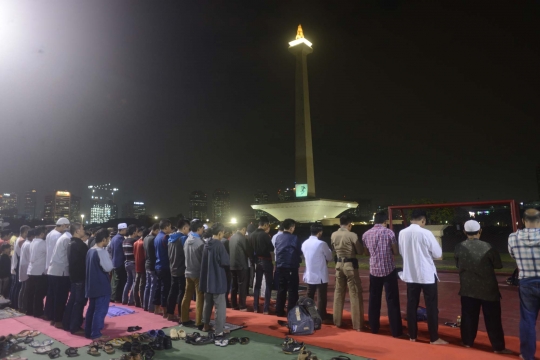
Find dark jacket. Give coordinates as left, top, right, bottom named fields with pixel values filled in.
left=143, top=234, right=157, bottom=271
left=168, top=232, right=188, bottom=277
left=249, top=228, right=273, bottom=259
left=154, top=231, right=169, bottom=271
left=229, top=232, right=252, bottom=271
left=109, top=233, right=125, bottom=269
left=275, top=232, right=302, bottom=268
left=199, top=238, right=230, bottom=294
left=0, top=253, right=11, bottom=278
left=68, top=237, right=88, bottom=283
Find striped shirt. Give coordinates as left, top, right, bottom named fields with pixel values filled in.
left=122, top=237, right=137, bottom=263
left=362, top=224, right=397, bottom=277
left=508, top=228, right=540, bottom=280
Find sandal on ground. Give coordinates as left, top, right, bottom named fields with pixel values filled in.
left=192, top=336, right=214, bottom=346
left=3, top=356, right=29, bottom=360
left=47, top=348, right=61, bottom=359
left=240, top=337, right=250, bottom=345
left=109, top=339, right=125, bottom=347
left=65, top=348, right=79, bottom=357
left=29, top=341, right=41, bottom=348
left=185, top=332, right=200, bottom=344
left=103, top=343, right=115, bottom=354
left=143, top=349, right=155, bottom=360
left=298, top=350, right=312, bottom=360
left=177, top=329, right=186, bottom=340
left=15, top=331, right=30, bottom=339
left=28, top=331, right=41, bottom=337
left=86, top=346, right=100, bottom=356
left=42, top=339, right=54, bottom=347
left=170, top=329, right=179, bottom=340
left=23, top=337, right=33, bottom=344
left=8, top=344, right=26, bottom=354
left=128, top=326, right=142, bottom=332
left=33, top=346, right=52, bottom=355
left=228, top=337, right=239, bottom=345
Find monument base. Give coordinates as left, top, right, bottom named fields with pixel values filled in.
left=251, top=198, right=358, bottom=223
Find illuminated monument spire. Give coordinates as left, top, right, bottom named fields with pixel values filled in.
left=289, top=25, right=315, bottom=198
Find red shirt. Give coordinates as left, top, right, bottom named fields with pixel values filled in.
left=133, top=238, right=146, bottom=273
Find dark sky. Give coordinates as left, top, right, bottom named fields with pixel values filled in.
left=1, top=0, right=539, bottom=219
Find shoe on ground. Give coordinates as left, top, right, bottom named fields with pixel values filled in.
left=282, top=337, right=305, bottom=354
left=430, top=338, right=449, bottom=345
left=181, top=320, right=195, bottom=327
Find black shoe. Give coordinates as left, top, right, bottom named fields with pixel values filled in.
left=181, top=320, right=195, bottom=327
left=162, top=335, right=172, bottom=350
left=122, top=341, right=132, bottom=352
left=282, top=337, right=305, bottom=354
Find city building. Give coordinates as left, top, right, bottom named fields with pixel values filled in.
left=89, top=184, right=119, bottom=224
left=70, top=195, right=81, bottom=222
left=189, top=191, right=208, bottom=221
left=251, top=26, right=357, bottom=222
left=277, top=187, right=296, bottom=202
left=122, top=201, right=146, bottom=219
left=54, top=191, right=71, bottom=221
left=24, top=189, right=37, bottom=219
left=254, top=190, right=270, bottom=219
left=43, top=195, right=54, bottom=222
left=212, top=189, right=231, bottom=223
left=0, top=193, right=18, bottom=217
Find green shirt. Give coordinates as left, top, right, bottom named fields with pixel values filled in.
left=454, top=239, right=503, bottom=302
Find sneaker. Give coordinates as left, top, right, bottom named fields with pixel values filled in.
left=282, top=338, right=305, bottom=354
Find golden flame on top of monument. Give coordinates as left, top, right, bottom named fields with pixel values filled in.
left=289, top=24, right=312, bottom=48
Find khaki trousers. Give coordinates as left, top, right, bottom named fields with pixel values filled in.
left=333, top=262, right=364, bottom=330
left=181, top=277, right=204, bottom=325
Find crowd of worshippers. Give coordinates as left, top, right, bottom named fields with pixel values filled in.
left=1, top=208, right=540, bottom=358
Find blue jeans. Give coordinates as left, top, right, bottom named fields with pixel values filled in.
left=122, top=262, right=136, bottom=305
left=85, top=295, right=109, bottom=339
left=519, top=278, right=540, bottom=360
left=144, top=270, right=158, bottom=312
left=63, top=282, right=88, bottom=333
left=253, top=258, right=274, bottom=313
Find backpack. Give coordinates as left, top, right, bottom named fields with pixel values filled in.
left=287, top=304, right=314, bottom=335
left=297, top=297, right=322, bottom=330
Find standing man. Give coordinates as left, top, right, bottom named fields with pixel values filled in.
left=332, top=216, right=364, bottom=331
left=63, top=224, right=89, bottom=334
left=399, top=210, right=447, bottom=345
left=250, top=216, right=274, bottom=314
left=143, top=224, right=160, bottom=312
left=26, top=226, right=48, bottom=318
left=133, top=227, right=147, bottom=308
left=302, top=223, right=332, bottom=319
left=45, top=218, right=70, bottom=321
left=181, top=219, right=205, bottom=327
left=200, top=223, right=230, bottom=336
left=122, top=225, right=139, bottom=306
left=154, top=219, right=172, bottom=317
left=48, top=222, right=78, bottom=328
left=362, top=212, right=403, bottom=338
left=508, top=208, right=540, bottom=360
left=455, top=220, right=510, bottom=353
left=167, top=220, right=190, bottom=321
left=109, top=223, right=128, bottom=303
left=229, top=223, right=251, bottom=311
left=18, top=229, right=35, bottom=312
left=10, top=225, right=30, bottom=310
left=275, top=218, right=302, bottom=317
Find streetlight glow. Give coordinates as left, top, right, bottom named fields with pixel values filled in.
left=231, top=217, right=237, bottom=224
left=154, top=216, right=158, bottom=220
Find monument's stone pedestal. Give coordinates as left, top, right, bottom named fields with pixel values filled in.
left=424, top=225, right=449, bottom=260
left=252, top=199, right=357, bottom=223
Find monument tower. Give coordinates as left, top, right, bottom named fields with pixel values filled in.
left=289, top=25, right=315, bottom=198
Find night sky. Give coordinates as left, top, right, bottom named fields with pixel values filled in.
left=1, top=0, right=539, bottom=218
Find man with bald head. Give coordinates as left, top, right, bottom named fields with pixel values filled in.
left=508, top=208, right=540, bottom=360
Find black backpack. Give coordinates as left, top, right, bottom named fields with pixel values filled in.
left=297, top=297, right=322, bottom=330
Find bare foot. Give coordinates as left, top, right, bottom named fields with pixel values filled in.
left=410, top=339, right=416, bottom=342
left=494, top=349, right=513, bottom=354
left=430, top=338, right=449, bottom=345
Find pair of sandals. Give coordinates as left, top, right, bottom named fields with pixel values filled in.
left=33, top=346, right=61, bottom=358
left=169, top=328, right=186, bottom=340
left=127, top=326, right=142, bottom=332
left=30, top=339, right=54, bottom=348
left=227, top=337, right=250, bottom=345
left=14, top=330, right=40, bottom=338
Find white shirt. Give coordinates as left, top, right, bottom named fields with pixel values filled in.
left=10, top=237, right=25, bottom=273
left=45, top=229, right=63, bottom=272
left=398, top=224, right=442, bottom=284
left=271, top=231, right=283, bottom=260
left=301, top=236, right=333, bottom=284
left=47, top=232, right=72, bottom=276
left=27, top=238, right=47, bottom=276
left=18, top=240, right=32, bottom=282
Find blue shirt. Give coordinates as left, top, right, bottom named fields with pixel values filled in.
left=154, top=231, right=170, bottom=271
left=110, top=234, right=126, bottom=269
left=275, top=232, right=302, bottom=268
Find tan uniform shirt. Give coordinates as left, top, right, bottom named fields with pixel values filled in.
left=331, top=228, right=363, bottom=259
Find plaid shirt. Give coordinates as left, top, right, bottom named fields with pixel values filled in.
left=362, top=224, right=397, bottom=277
left=509, top=228, right=540, bottom=280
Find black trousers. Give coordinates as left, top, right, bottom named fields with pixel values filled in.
left=461, top=296, right=505, bottom=351
left=231, top=269, right=248, bottom=309
left=307, top=282, right=328, bottom=318
left=26, top=275, right=48, bottom=318
left=167, top=275, right=186, bottom=316
left=111, top=266, right=127, bottom=302
left=276, top=267, right=299, bottom=317
left=156, top=268, right=171, bottom=308
left=369, top=269, right=403, bottom=337
left=406, top=279, right=439, bottom=342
